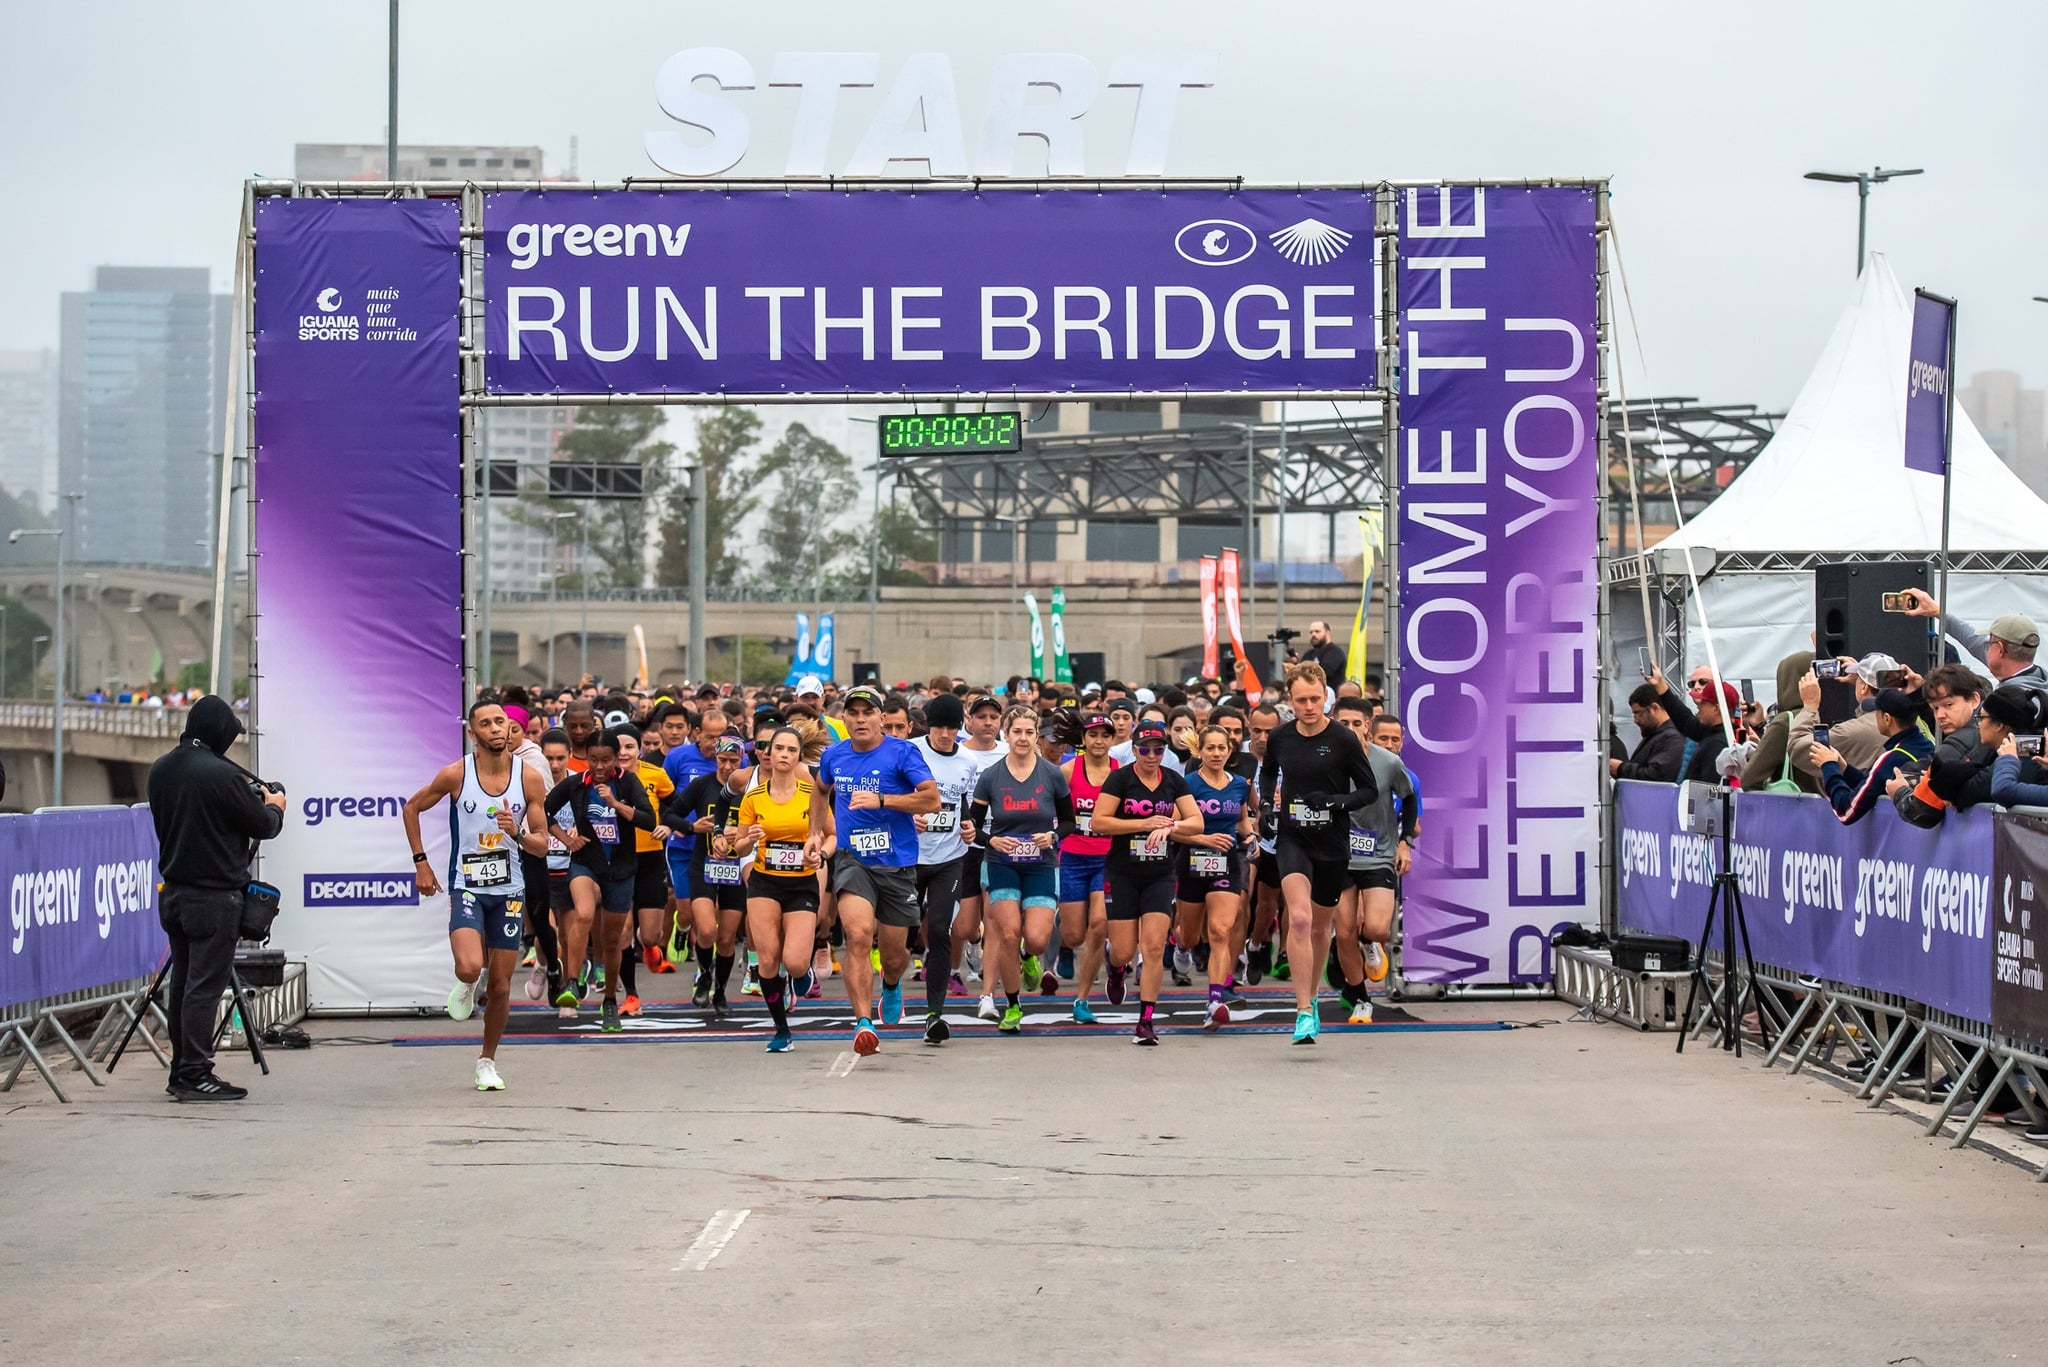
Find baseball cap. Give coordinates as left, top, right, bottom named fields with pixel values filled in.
left=1082, top=714, right=1116, bottom=733
left=796, top=675, right=825, bottom=697
left=714, top=736, right=744, bottom=756
left=967, top=692, right=1003, bottom=715
left=1990, top=613, right=2042, bottom=650
left=925, top=694, right=965, bottom=728
left=1184, top=675, right=1204, bottom=687
left=1134, top=686, right=1157, bottom=705
left=1872, top=688, right=1919, bottom=721
left=1687, top=679, right=1740, bottom=713
left=1106, top=698, right=1137, bottom=717
left=602, top=708, right=632, bottom=729
left=842, top=684, right=886, bottom=711
left=1854, top=652, right=1903, bottom=688
left=1130, top=719, right=1169, bottom=745
left=694, top=683, right=721, bottom=699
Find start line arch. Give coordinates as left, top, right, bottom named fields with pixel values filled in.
left=229, top=177, right=1609, bottom=1010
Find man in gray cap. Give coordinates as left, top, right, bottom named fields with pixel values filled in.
left=1902, top=591, right=2047, bottom=693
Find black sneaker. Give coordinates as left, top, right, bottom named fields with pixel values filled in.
left=2027, top=1122, right=2048, bottom=1143
left=170, top=1075, right=248, bottom=1103
left=1245, top=943, right=1270, bottom=986
left=924, top=1012, right=950, bottom=1046
left=601, top=999, right=622, bottom=1033
left=692, top=976, right=712, bottom=1009
left=1133, top=1019, right=1159, bottom=1047
left=710, top=992, right=730, bottom=1018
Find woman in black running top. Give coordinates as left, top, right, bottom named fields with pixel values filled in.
left=1090, top=720, right=1202, bottom=1046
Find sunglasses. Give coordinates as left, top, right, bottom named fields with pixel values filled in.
left=1133, top=744, right=1166, bottom=756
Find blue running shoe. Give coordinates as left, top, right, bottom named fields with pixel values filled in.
left=1056, top=946, right=1076, bottom=980
left=1291, top=1009, right=1318, bottom=1046
left=880, top=981, right=904, bottom=1026
left=792, top=971, right=815, bottom=998
left=1071, top=999, right=1097, bottom=1025
left=766, top=1031, right=794, bottom=1053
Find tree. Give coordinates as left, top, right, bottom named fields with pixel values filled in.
left=839, top=501, right=938, bottom=590
left=500, top=407, right=675, bottom=590
left=655, top=408, right=763, bottom=589
left=0, top=594, right=50, bottom=697
left=753, top=422, right=860, bottom=590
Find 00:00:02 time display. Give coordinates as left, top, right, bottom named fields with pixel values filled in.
left=880, top=412, right=1022, bottom=453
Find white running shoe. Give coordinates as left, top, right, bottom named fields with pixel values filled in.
left=1348, top=997, right=1374, bottom=1025
left=977, top=994, right=1000, bottom=1022
left=447, top=977, right=479, bottom=1022
left=524, top=964, right=545, bottom=1001
left=474, top=1056, right=505, bottom=1091
left=1363, top=942, right=1389, bottom=984
left=1173, top=947, right=1194, bottom=978
left=964, top=940, right=983, bottom=977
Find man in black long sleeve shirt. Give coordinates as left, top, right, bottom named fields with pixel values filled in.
left=146, top=696, right=284, bottom=1101
left=1255, top=664, right=1379, bottom=1046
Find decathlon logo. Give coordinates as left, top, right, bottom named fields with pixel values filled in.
left=1173, top=219, right=1256, bottom=267
left=1269, top=217, right=1352, bottom=266
left=304, top=874, right=419, bottom=908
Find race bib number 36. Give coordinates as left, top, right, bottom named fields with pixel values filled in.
left=1288, top=803, right=1330, bottom=827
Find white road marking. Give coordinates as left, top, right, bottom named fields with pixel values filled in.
left=676, top=1209, right=750, bottom=1271
left=829, top=1051, right=858, bottom=1077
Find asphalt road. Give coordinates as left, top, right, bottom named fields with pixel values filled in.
left=5, top=992, right=2047, bottom=1366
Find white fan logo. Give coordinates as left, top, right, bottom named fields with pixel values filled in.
left=1268, top=218, right=1353, bottom=267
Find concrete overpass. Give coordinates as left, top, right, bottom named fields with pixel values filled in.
left=0, top=701, right=249, bottom=811
left=0, top=561, right=1380, bottom=693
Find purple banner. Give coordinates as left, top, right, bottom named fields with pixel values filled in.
left=2, top=807, right=164, bottom=1011
left=253, top=198, right=463, bottom=1010
left=1395, top=187, right=1602, bottom=984
left=1617, top=782, right=1991, bottom=1022
left=1904, top=289, right=1954, bottom=476
left=482, top=188, right=1377, bottom=396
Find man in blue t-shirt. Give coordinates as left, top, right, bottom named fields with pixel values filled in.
left=810, top=685, right=940, bottom=1057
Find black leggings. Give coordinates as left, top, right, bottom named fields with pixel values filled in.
left=915, top=861, right=963, bottom=1015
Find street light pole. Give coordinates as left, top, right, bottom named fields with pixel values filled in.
left=578, top=514, right=589, bottom=682
left=1804, top=167, right=1924, bottom=274
left=548, top=510, right=575, bottom=687
left=9, top=511, right=68, bottom=804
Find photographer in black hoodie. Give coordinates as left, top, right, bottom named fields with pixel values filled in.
left=146, top=697, right=284, bottom=1102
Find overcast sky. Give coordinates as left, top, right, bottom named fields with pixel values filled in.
left=3, top=1, right=2043, bottom=407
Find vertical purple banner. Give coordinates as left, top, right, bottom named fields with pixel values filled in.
left=253, top=198, right=461, bottom=1009
left=1904, top=289, right=1954, bottom=476
left=1396, top=186, right=1602, bottom=984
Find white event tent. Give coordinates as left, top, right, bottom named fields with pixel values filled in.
left=1608, top=254, right=2048, bottom=707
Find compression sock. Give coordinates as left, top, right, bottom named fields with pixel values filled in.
left=535, top=920, right=561, bottom=976
left=1006, top=990, right=1020, bottom=1010
left=617, top=948, right=638, bottom=996
left=924, top=913, right=952, bottom=1015
left=1208, top=979, right=1227, bottom=1006
left=760, top=972, right=790, bottom=1033
left=1140, top=1001, right=1156, bottom=1023
left=715, top=954, right=736, bottom=992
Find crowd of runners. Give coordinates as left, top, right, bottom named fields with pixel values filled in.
left=400, top=666, right=1419, bottom=1091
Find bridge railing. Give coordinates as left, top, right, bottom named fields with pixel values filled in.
left=0, top=701, right=248, bottom=739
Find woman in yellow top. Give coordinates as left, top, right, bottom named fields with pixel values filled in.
left=733, top=726, right=834, bottom=1053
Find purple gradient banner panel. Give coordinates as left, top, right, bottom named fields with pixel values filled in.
left=1396, top=186, right=1601, bottom=985
left=1, top=807, right=164, bottom=1010
left=252, top=198, right=462, bottom=1010
left=1904, top=290, right=1954, bottom=476
left=1616, top=782, right=1992, bottom=1022
left=481, top=188, right=1377, bottom=396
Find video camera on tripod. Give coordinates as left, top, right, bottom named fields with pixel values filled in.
left=1675, top=781, right=1772, bottom=1057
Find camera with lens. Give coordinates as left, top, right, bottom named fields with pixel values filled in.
left=1269, top=627, right=1301, bottom=643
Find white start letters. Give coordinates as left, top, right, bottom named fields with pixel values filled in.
left=645, top=49, right=1217, bottom=179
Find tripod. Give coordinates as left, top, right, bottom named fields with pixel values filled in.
left=1676, top=784, right=1772, bottom=1057
left=106, top=950, right=270, bottom=1077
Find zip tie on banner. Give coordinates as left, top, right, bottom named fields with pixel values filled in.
left=1608, top=216, right=1736, bottom=754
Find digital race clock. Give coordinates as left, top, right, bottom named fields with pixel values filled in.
left=877, top=411, right=1024, bottom=457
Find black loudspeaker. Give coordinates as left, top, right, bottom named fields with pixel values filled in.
left=852, top=661, right=881, bottom=685
left=1070, top=651, right=1105, bottom=690
left=1815, top=560, right=1935, bottom=673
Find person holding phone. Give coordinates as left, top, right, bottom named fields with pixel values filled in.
left=1612, top=683, right=1684, bottom=783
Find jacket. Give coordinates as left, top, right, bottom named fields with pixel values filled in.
left=1789, top=700, right=1883, bottom=779
left=1742, top=651, right=1820, bottom=794
left=1615, top=720, right=1684, bottom=783
left=1656, top=684, right=1731, bottom=784
left=542, top=768, right=656, bottom=883
left=1892, top=715, right=1991, bottom=826
left=1820, top=725, right=1934, bottom=826
left=146, top=697, right=282, bottom=890
left=1990, top=753, right=2048, bottom=809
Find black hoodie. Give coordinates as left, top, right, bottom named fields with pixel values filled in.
left=147, top=696, right=283, bottom=890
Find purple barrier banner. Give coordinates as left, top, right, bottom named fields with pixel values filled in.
left=2, top=807, right=164, bottom=1011
left=481, top=188, right=1377, bottom=396
left=1903, top=289, right=1954, bottom=477
left=1396, top=186, right=1602, bottom=984
left=1616, top=782, right=1992, bottom=1022
left=253, top=199, right=462, bottom=1010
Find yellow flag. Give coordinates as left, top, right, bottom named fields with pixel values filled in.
left=1346, top=511, right=1383, bottom=686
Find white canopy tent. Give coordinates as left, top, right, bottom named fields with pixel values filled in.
left=1609, top=255, right=2048, bottom=705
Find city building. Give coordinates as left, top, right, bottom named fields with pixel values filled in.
left=0, top=349, right=57, bottom=505
left=57, top=268, right=230, bottom=566
left=1960, top=370, right=2047, bottom=497
left=292, top=143, right=546, bottom=181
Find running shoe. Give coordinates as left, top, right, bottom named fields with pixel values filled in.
left=1056, top=946, right=1075, bottom=980
left=519, top=944, right=538, bottom=968
left=924, top=1012, right=950, bottom=1046
left=854, top=1020, right=881, bottom=1056
left=963, top=940, right=983, bottom=978
left=1348, top=997, right=1374, bottom=1026
left=642, top=943, right=662, bottom=971
left=1071, top=999, right=1097, bottom=1025
left=1106, top=964, right=1128, bottom=1006
left=446, top=977, right=478, bottom=1022
left=553, top=983, right=579, bottom=1011
left=651, top=948, right=677, bottom=974
left=1363, top=941, right=1390, bottom=984
left=1172, top=947, right=1195, bottom=985
left=766, top=1030, right=795, bottom=1053
left=1039, top=968, right=1061, bottom=996
left=743, top=965, right=761, bottom=996
left=557, top=1005, right=577, bottom=1021
left=601, top=999, right=622, bottom=1033
left=1021, top=954, right=1042, bottom=990
left=814, top=947, right=833, bottom=980
left=977, top=994, right=1000, bottom=1021
left=802, top=975, right=823, bottom=1000
left=948, top=972, right=967, bottom=995
left=711, top=992, right=730, bottom=1018
left=1245, top=943, right=1270, bottom=986
left=1272, top=956, right=1292, bottom=982
left=999, top=1004, right=1024, bottom=1034
left=592, top=964, right=607, bottom=989
left=693, top=976, right=712, bottom=1009
left=1134, top=1019, right=1159, bottom=1047
left=869, top=947, right=883, bottom=974
left=1291, top=1009, right=1318, bottom=1045
left=475, top=1057, right=505, bottom=1092
left=524, top=963, right=546, bottom=1001
left=1204, top=1000, right=1230, bottom=1032
left=621, top=994, right=642, bottom=1018
left=880, top=981, right=904, bottom=1026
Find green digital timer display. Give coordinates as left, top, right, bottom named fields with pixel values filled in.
left=878, top=412, right=1024, bottom=457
